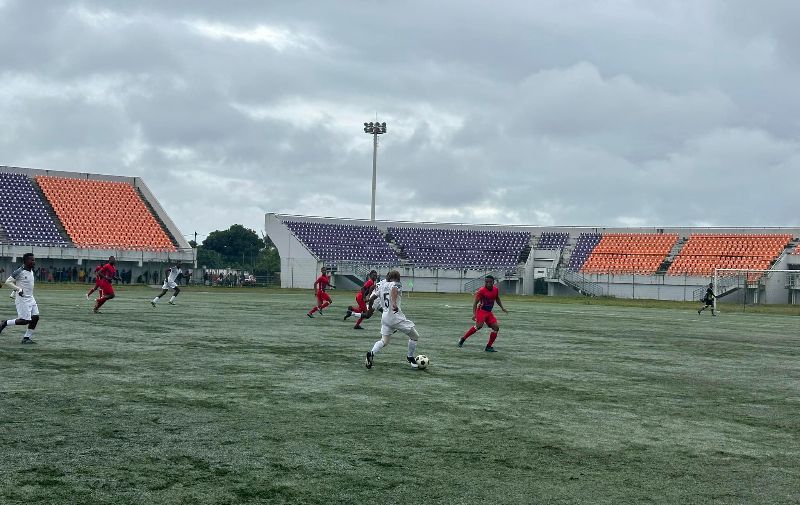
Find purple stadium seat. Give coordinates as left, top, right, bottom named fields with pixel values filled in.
left=284, top=221, right=399, bottom=264
left=387, top=227, right=530, bottom=269
left=0, top=172, right=69, bottom=247
left=536, top=232, right=570, bottom=250
left=568, top=233, right=602, bottom=271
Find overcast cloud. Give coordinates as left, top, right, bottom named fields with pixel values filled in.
left=1, top=0, right=798, bottom=238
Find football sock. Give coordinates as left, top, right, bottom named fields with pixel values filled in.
left=351, top=312, right=362, bottom=318
left=371, top=340, right=385, bottom=355
left=321, top=301, right=331, bottom=310
left=152, top=297, right=160, bottom=304
left=488, top=331, right=498, bottom=347
left=355, top=317, right=364, bottom=326
left=95, top=297, right=109, bottom=309
left=24, top=329, right=33, bottom=338
left=169, top=296, right=176, bottom=303
left=462, top=326, right=478, bottom=341
left=309, top=306, right=320, bottom=315
left=407, top=339, right=417, bottom=358
left=6, top=320, right=17, bottom=326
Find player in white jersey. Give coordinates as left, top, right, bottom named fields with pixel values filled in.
left=0, top=253, right=40, bottom=344
left=151, top=262, right=183, bottom=307
left=365, top=270, right=422, bottom=369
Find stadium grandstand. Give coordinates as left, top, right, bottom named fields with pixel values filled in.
left=266, top=213, right=800, bottom=304
left=1, top=166, right=193, bottom=283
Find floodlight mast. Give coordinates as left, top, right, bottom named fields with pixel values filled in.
left=363, top=121, right=387, bottom=222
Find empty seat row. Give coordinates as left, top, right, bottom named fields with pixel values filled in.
left=581, top=234, right=678, bottom=275
left=285, top=221, right=398, bottom=264
left=668, top=234, right=791, bottom=276
left=36, top=176, right=176, bottom=251
left=0, top=172, right=70, bottom=247
left=389, top=227, right=530, bottom=268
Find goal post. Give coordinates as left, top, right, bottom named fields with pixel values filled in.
left=713, top=268, right=800, bottom=311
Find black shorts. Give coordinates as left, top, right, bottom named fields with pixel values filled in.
left=703, top=299, right=713, bottom=306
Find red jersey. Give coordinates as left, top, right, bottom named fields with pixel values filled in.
left=315, top=275, right=330, bottom=293
left=476, top=286, right=499, bottom=311
left=97, top=263, right=117, bottom=282
left=361, top=278, right=375, bottom=296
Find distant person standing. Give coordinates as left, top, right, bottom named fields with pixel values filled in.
left=698, top=283, right=717, bottom=316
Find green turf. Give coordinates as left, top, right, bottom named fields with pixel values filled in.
left=1, top=287, right=798, bottom=504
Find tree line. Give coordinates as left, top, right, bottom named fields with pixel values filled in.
left=190, top=224, right=279, bottom=275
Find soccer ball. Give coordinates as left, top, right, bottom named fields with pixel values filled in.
left=415, top=355, right=429, bottom=369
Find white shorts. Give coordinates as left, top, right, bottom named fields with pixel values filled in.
left=381, top=311, right=416, bottom=337
left=15, top=296, right=39, bottom=320
left=162, top=280, right=178, bottom=290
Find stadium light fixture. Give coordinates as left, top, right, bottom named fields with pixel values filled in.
left=364, top=120, right=387, bottom=221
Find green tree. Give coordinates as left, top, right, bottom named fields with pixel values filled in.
left=197, top=247, right=225, bottom=268
left=202, top=224, right=263, bottom=266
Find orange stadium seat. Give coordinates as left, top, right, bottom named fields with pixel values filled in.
left=667, top=234, right=791, bottom=277
left=35, top=176, right=177, bottom=252
left=580, top=233, right=678, bottom=275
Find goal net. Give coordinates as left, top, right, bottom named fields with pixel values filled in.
left=712, top=268, right=800, bottom=310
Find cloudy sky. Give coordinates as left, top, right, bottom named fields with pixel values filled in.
left=1, top=0, right=798, bottom=238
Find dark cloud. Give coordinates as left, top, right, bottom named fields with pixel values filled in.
left=1, top=0, right=799, bottom=237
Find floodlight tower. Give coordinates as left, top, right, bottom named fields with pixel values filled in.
left=363, top=121, right=387, bottom=222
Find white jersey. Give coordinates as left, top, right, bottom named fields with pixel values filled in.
left=378, top=280, right=404, bottom=317
left=369, top=279, right=386, bottom=309
left=9, top=267, right=35, bottom=297
left=377, top=279, right=416, bottom=336
left=167, top=266, right=182, bottom=283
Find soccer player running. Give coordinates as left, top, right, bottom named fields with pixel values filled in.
left=307, top=267, right=332, bottom=318
left=365, top=270, right=422, bottom=369
left=93, top=256, right=119, bottom=313
left=344, top=270, right=379, bottom=329
left=698, top=282, right=717, bottom=316
left=151, top=262, right=183, bottom=307
left=0, top=253, right=40, bottom=344
left=86, top=266, right=104, bottom=300
left=459, top=275, right=508, bottom=352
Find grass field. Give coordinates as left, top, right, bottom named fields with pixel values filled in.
left=1, top=286, right=799, bottom=504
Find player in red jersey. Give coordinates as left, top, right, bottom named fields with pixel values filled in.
left=86, top=265, right=105, bottom=300
left=458, top=275, right=508, bottom=352
left=344, top=270, right=378, bottom=329
left=307, top=267, right=333, bottom=317
left=93, top=256, right=120, bottom=313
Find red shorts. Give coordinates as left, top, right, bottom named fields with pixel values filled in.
left=97, top=280, right=114, bottom=297
left=317, top=291, right=331, bottom=305
left=355, top=293, right=368, bottom=313
left=475, top=309, right=497, bottom=326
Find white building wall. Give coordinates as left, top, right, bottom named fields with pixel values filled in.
left=265, top=213, right=320, bottom=289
